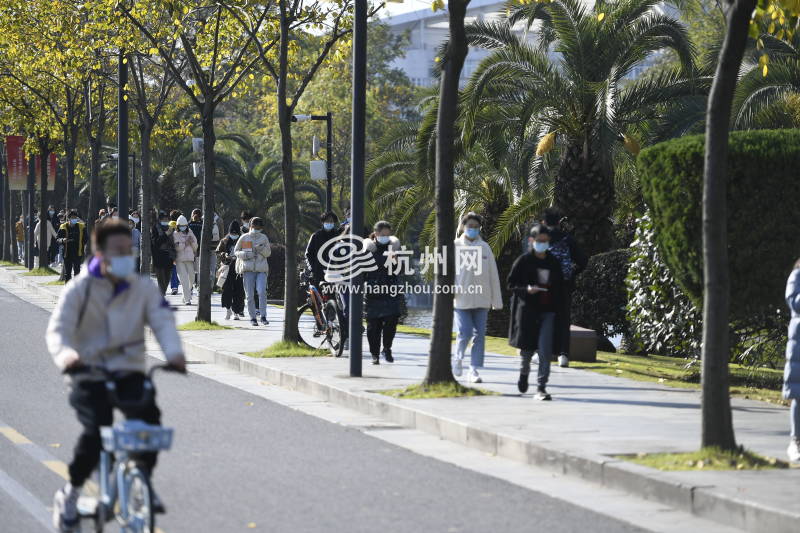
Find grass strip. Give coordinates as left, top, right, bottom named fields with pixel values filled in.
left=22, top=267, right=59, bottom=276
left=245, top=340, right=325, bottom=358
left=379, top=382, right=497, bottom=399
left=177, top=320, right=232, bottom=331
left=619, top=446, right=788, bottom=471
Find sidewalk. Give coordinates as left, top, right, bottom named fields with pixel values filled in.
left=2, top=266, right=799, bottom=533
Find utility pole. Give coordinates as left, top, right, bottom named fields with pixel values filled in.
left=349, top=0, right=367, bottom=378
left=117, top=50, right=129, bottom=219
left=26, top=155, right=34, bottom=270
left=326, top=111, right=333, bottom=211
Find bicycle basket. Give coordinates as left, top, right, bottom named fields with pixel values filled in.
left=100, top=420, right=173, bottom=452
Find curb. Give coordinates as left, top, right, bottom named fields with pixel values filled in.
left=2, top=267, right=798, bottom=533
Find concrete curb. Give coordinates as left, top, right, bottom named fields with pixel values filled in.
left=2, top=267, right=798, bottom=533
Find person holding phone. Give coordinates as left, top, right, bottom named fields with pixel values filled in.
left=507, top=224, right=564, bottom=400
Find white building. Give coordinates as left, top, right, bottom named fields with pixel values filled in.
left=382, top=0, right=668, bottom=87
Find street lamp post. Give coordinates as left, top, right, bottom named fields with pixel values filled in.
left=117, top=50, right=129, bottom=219
left=292, top=113, right=333, bottom=211
left=349, top=0, right=367, bottom=378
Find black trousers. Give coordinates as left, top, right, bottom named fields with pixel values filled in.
left=63, top=256, right=82, bottom=281
left=221, top=271, right=245, bottom=315
left=554, top=284, right=574, bottom=356
left=366, top=315, right=398, bottom=356
left=154, top=266, right=172, bottom=295
left=68, top=376, right=161, bottom=487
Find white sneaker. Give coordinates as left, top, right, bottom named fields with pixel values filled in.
left=532, top=352, right=539, bottom=365
left=558, top=354, right=569, bottom=368
left=225, top=308, right=232, bottom=320
left=453, top=358, right=463, bottom=377
left=469, top=368, right=482, bottom=384
left=788, top=437, right=800, bottom=462
left=52, top=484, right=81, bottom=532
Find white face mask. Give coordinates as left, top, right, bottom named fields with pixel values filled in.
left=251, top=228, right=261, bottom=234
left=130, top=217, right=139, bottom=224
left=108, top=255, right=136, bottom=279
left=377, top=235, right=390, bottom=245
left=533, top=241, right=550, bottom=253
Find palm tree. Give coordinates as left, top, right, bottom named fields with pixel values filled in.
left=461, top=0, right=697, bottom=255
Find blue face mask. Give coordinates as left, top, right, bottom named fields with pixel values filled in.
left=323, top=222, right=335, bottom=231
left=533, top=241, right=550, bottom=253
left=377, top=235, right=390, bottom=245
left=465, top=227, right=480, bottom=239
left=108, top=255, right=136, bottom=279
left=230, top=233, right=240, bottom=239
left=69, top=219, right=78, bottom=225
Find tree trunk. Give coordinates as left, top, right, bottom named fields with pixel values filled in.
left=424, top=0, right=470, bottom=385
left=64, top=99, right=78, bottom=211
left=700, top=0, right=754, bottom=451
left=38, top=141, right=50, bottom=270
left=554, top=143, right=615, bottom=256
left=85, top=79, right=105, bottom=231
left=139, top=123, right=153, bottom=276
left=0, top=148, right=7, bottom=263
left=196, top=108, right=217, bottom=323
left=277, top=3, right=301, bottom=343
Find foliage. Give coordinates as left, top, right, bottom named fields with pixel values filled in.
left=621, top=446, right=787, bottom=471
left=626, top=213, right=702, bottom=358
left=637, top=130, right=800, bottom=322
left=572, top=249, right=631, bottom=339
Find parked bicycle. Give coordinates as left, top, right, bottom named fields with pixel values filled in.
left=297, top=268, right=348, bottom=357
left=67, top=364, right=184, bottom=533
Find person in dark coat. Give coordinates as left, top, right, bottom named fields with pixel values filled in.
left=151, top=210, right=176, bottom=295
left=56, top=210, right=88, bottom=281
left=305, top=211, right=341, bottom=284
left=540, top=208, right=588, bottom=368
left=216, top=221, right=246, bottom=320
left=784, top=261, right=800, bottom=462
left=363, top=221, right=402, bottom=365
left=507, top=224, right=565, bottom=401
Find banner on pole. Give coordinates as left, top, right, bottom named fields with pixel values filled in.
left=5, top=136, right=26, bottom=190
left=5, top=136, right=56, bottom=191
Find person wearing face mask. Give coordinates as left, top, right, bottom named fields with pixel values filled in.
left=171, top=215, right=199, bottom=305
left=234, top=217, right=271, bottom=326
left=35, top=213, right=58, bottom=269
left=507, top=224, right=564, bottom=401
left=56, top=210, right=88, bottom=282
left=305, top=211, right=341, bottom=284
left=46, top=220, right=186, bottom=532
left=363, top=221, right=402, bottom=365
left=47, top=205, right=60, bottom=265
left=539, top=208, right=587, bottom=368
left=216, top=221, right=246, bottom=320
left=128, top=218, right=142, bottom=272
left=451, top=212, right=503, bottom=383
left=129, top=210, right=141, bottom=231
left=151, top=211, right=177, bottom=295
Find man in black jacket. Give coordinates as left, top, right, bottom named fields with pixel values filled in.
left=151, top=210, right=176, bottom=294
left=541, top=208, right=588, bottom=368
left=56, top=210, right=88, bottom=281
left=305, top=211, right=341, bottom=284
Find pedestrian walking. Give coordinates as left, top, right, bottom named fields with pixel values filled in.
left=129, top=218, right=142, bottom=272
left=34, top=215, right=57, bottom=268
left=188, top=209, right=203, bottom=284
left=216, top=221, right=245, bottom=320
left=363, top=221, right=402, bottom=365
left=783, top=261, right=800, bottom=462
left=56, top=210, right=88, bottom=282
left=540, top=208, right=587, bottom=368
left=172, top=215, right=198, bottom=305
left=168, top=210, right=181, bottom=295
left=15, top=215, right=24, bottom=263
left=234, top=217, right=271, bottom=326
left=507, top=224, right=565, bottom=401
left=451, top=212, right=503, bottom=383
left=151, top=211, right=176, bottom=295
left=208, top=212, right=222, bottom=285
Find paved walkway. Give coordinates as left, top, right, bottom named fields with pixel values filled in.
left=3, top=268, right=799, bottom=532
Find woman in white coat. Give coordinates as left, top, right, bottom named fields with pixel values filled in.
left=172, top=215, right=199, bottom=305
left=234, top=216, right=271, bottom=326
left=452, top=212, right=503, bottom=383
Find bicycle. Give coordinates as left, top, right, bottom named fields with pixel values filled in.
left=67, top=364, right=183, bottom=533
left=297, top=268, right=348, bottom=357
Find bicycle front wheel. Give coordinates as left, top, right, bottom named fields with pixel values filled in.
left=323, top=300, right=346, bottom=357
left=122, top=466, right=155, bottom=533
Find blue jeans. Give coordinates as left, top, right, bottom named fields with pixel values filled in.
left=170, top=265, right=179, bottom=290
left=243, top=271, right=267, bottom=320
left=454, top=308, right=489, bottom=369
left=792, top=400, right=800, bottom=437
left=520, top=312, right=555, bottom=387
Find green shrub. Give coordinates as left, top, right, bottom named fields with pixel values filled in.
left=638, top=129, right=800, bottom=321
left=626, top=213, right=702, bottom=357
left=572, top=249, right=631, bottom=339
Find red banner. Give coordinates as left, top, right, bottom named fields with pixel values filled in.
left=4, top=136, right=56, bottom=191
left=5, top=135, right=26, bottom=191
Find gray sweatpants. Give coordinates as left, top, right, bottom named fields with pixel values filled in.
left=519, top=312, right=555, bottom=387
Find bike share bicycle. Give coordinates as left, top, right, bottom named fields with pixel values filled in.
left=297, top=268, right=348, bottom=357
left=66, top=364, right=184, bottom=533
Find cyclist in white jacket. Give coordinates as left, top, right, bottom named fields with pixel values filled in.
left=46, top=219, right=185, bottom=533
left=452, top=212, right=503, bottom=383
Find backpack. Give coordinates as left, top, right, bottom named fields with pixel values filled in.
left=549, top=237, right=574, bottom=280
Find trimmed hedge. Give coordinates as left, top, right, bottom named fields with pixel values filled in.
left=572, top=249, right=631, bottom=339
left=637, top=129, right=800, bottom=320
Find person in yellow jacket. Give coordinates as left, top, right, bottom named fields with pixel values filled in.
left=57, top=210, right=88, bottom=281
left=15, top=215, right=25, bottom=263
